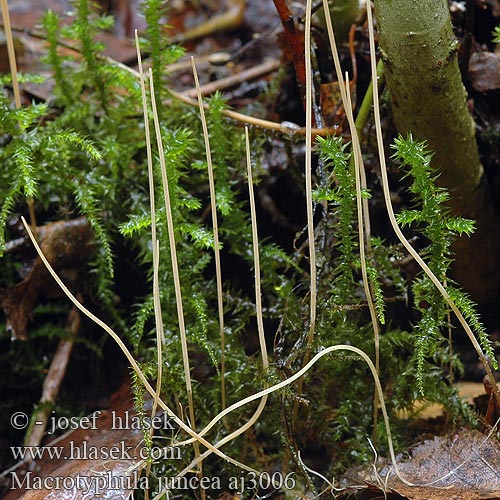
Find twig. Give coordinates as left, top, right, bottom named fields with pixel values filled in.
left=182, top=58, right=280, bottom=98
left=169, top=87, right=336, bottom=136
left=348, top=23, right=358, bottom=87
left=170, top=0, right=246, bottom=43
left=24, top=299, right=81, bottom=448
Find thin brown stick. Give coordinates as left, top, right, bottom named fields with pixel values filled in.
left=170, top=0, right=245, bottom=43
left=183, top=59, right=281, bottom=98
left=4, top=24, right=233, bottom=72
left=104, top=48, right=336, bottom=136
left=169, top=87, right=335, bottom=137
left=24, top=301, right=81, bottom=448
left=348, top=24, right=358, bottom=87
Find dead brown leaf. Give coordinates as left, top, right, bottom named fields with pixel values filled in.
left=386, top=430, right=500, bottom=499
left=2, top=382, right=145, bottom=500
left=320, top=81, right=349, bottom=129
left=343, top=430, right=500, bottom=500
left=468, top=51, right=500, bottom=92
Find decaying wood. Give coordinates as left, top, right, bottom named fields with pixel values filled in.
left=0, top=217, right=93, bottom=340
left=23, top=299, right=81, bottom=449
left=484, top=375, right=500, bottom=426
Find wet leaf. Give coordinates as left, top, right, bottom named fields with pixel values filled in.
left=4, top=382, right=145, bottom=500
left=468, top=51, right=500, bottom=92
left=342, top=430, right=500, bottom=500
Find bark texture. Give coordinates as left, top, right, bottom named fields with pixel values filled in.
left=374, top=0, right=500, bottom=303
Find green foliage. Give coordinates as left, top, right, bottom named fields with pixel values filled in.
left=493, top=26, right=500, bottom=44
left=0, top=0, right=171, bottom=470
left=367, top=264, right=386, bottom=325
left=131, top=364, right=156, bottom=457
left=272, top=136, right=399, bottom=469
left=316, top=136, right=358, bottom=299
left=271, top=134, right=486, bottom=476
left=0, top=87, right=102, bottom=254
left=1, top=0, right=493, bottom=493
left=42, top=10, right=72, bottom=101
left=392, top=134, right=496, bottom=390
left=62, top=0, right=113, bottom=108
left=140, top=0, right=184, bottom=106
left=120, top=93, right=294, bottom=428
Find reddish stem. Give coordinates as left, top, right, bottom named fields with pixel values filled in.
left=272, top=0, right=311, bottom=121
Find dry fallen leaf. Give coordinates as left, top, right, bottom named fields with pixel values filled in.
left=342, top=429, right=500, bottom=500
left=396, top=382, right=488, bottom=420
left=468, top=51, right=500, bottom=92
left=2, top=383, right=145, bottom=500
left=385, top=430, right=500, bottom=500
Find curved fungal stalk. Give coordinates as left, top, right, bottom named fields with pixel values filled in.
left=191, top=56, right=227, bottom=414
left=153, top=127, right=272, bottom=500
left=364, top=2, right=500, bottom=408
left=134, top=31, right=164, bottom=463
left=20, top=217, right=261, bottom=476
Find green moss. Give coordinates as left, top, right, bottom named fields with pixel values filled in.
left=0, top=1, right=492, bottom=494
